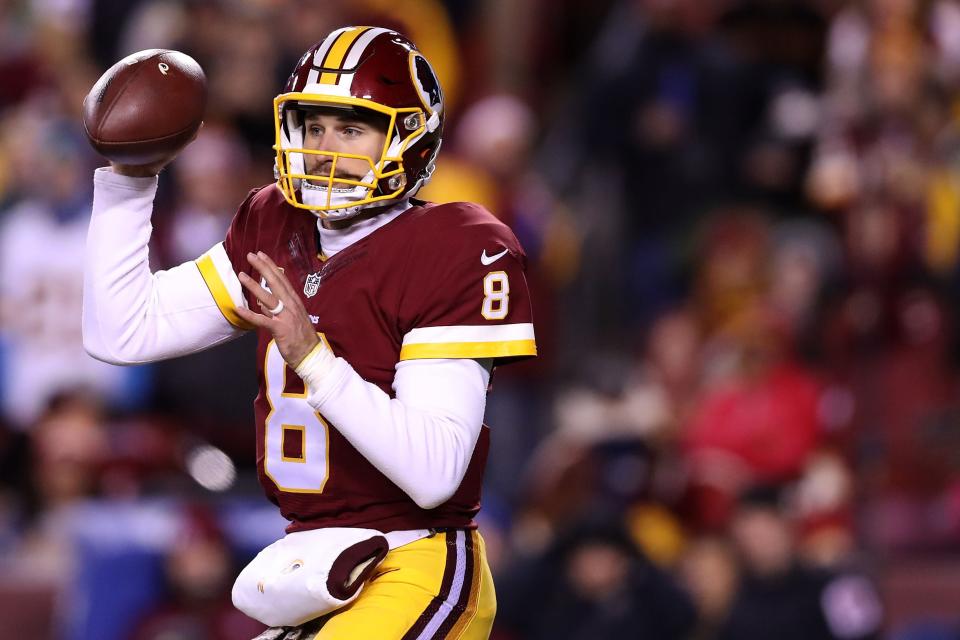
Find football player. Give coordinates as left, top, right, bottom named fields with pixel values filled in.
left=83, top=27, right=537, bottom=639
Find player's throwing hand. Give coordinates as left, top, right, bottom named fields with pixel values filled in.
left=235, top=251, right=319, bottom=367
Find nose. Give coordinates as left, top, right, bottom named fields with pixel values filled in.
left=314, top=129, right=344, bottom=152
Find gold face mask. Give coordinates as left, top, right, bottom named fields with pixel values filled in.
left=273, top=94, right=427, bottom=219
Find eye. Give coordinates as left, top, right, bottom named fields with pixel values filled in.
left=308, top=125, right=322, bottom=136
left=342, top=127, right=363, bottom=137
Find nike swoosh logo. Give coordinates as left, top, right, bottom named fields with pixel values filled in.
left=480, top=248, right=508, bottom=266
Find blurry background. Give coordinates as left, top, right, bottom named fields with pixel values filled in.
left=1, top=0, right=959, bottom=638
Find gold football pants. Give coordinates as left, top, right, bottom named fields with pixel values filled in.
left=309, top=529, right=495, bottom=640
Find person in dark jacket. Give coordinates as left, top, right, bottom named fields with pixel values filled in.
left=719, top=485, right=883, bottom=640
left=497, top=511, right=696, bottom=640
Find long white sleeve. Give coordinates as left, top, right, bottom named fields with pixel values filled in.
left=295, top=346, right=491, bottom=510
left=83, top=167, right=246, bottom=365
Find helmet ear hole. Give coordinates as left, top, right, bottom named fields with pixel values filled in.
left=403, top=113, right=421, bottom=131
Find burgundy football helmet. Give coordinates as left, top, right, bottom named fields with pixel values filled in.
left=274, top=26, right=444, bottom=220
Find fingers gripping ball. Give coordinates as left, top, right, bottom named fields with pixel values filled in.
left=82, top=49, right=207, bottom=165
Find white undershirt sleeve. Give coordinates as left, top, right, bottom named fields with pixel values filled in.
left=295, top=346, right=491, bottom=510
left=83, top=167, right=247, bottom=365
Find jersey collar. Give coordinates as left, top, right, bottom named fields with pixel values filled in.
left=316, top=198, right=412, bottom=257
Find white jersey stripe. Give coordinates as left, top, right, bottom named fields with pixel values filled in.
left=402, top=323, right=536, bottom=346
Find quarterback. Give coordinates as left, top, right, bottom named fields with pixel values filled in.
left=83, top=27, right=536, bottom=639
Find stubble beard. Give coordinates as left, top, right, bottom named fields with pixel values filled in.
left=305, top=158, right=366, bottom=186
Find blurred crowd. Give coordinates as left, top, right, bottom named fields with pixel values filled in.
left=1, top=0, right=960, bottom=638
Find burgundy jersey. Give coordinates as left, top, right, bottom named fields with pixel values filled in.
left=197, top=184, right=536, bottom=533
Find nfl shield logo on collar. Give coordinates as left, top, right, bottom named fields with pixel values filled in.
left=304, top=272, right=322, bottom=297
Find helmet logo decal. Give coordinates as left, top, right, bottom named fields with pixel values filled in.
left=412, top=54, right=443, bottom=115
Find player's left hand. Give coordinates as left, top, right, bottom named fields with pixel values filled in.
left=235, top=251, right=319, bottom=367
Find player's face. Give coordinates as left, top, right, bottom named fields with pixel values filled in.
left=302, top=112, right=387, bottom=184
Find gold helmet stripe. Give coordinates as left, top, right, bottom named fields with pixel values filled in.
left=318, top=26, right=372, bottom=84
left=337, top=26, right=393, bottom=90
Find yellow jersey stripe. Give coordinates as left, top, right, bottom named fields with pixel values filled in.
left=318, top=26, right=371, bottom=84
left=399, top=339, right=537, bottom=360
left=195, top=255, right=255, bottom=330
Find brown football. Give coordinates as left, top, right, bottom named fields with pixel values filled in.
left=82, top=49, right=207, bottom=165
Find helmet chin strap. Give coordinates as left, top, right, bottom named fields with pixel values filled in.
left=301, top=169, right=380, bottom=220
